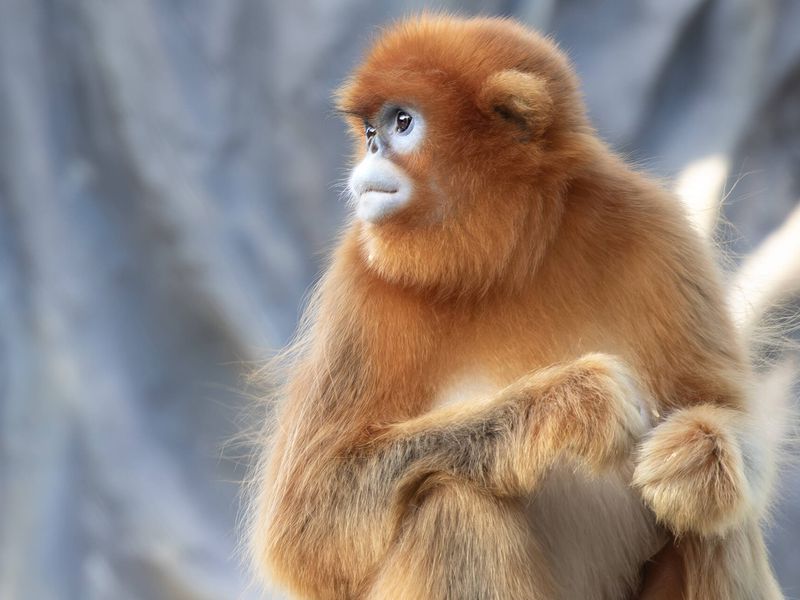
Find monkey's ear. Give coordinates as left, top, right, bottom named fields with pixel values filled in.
left=478, top=70, right=553, bottom=141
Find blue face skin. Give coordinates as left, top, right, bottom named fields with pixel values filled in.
left=365, top=106, right=419, bottom=156
left=349, top=105, right=426, bottom=224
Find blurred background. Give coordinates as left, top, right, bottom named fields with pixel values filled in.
left=1, top=1, right=798, bottom=599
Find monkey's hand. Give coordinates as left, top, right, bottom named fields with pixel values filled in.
left=523, top=353, right=649, bottom=473
left=632, top=405, right=749, bottom=537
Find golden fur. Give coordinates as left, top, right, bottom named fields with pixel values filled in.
left=250, top=16, right=782, bottom=599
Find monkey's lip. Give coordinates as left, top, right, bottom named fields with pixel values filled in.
left=356, top=188, right=408, bottom=223
left=361, top=186, right=398, bottom=195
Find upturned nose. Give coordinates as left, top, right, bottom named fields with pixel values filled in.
left=367, top=134, right=382, bottom=154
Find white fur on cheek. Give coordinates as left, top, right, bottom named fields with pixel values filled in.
left=348, top=153, right=412, bottom=224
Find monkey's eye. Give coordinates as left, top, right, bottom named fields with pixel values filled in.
left=365, top=123, right=377, bottom=140
left=395, top=110, right=412, bottom=134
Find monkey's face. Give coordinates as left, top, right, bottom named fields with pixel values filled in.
left=336, top=16, right=587, bottom=292
left=347, top=105, right=427, bottom=224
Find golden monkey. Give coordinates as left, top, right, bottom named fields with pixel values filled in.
left=250, top=15, right=783, bottom=600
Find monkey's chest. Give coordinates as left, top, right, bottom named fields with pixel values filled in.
left=431, top=372, right=500, bottom=409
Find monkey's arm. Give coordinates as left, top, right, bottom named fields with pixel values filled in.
left=372, top=352, right=645, bottom=501
left=618, top=218, right=776, bottom=541
left=627, top=306, right=770, bottom=539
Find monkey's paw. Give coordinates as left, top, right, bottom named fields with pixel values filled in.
left=549, top=353, right=650, bottom=471
left=632, top=405, right=749, bottom=538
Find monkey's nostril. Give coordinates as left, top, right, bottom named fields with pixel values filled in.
left=367, top=135, right=381, bottom=154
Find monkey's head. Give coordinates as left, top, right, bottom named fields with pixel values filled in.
left=337, top=16, right=591, bottom=296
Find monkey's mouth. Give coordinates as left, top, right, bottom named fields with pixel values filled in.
left=362, top=186, right=398, bottom=195
left=357, top=187, right=408, bottom=223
